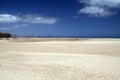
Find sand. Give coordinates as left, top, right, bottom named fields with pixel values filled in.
left=0, top=38, right=120, bottom=80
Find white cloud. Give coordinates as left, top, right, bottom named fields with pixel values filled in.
left=0, top=14, right=20, bottom=23
left=80, top=0, right=120, bottom=8
left=73, top=16, right=82, bottom=19
left=0, top=24, right=28, bottom=30
left=31, top=17, right=57, bottom=24
left=79, top=6, right=113, bottom=17
left=78, top=0, right=120, bottom=17
left=22, top=15, right=57, bottom=24
left=13, top=24, right=28, bottom=28
left=0, top=27, right=10, bottom=30
left=0, top=13, right=58, bottom=24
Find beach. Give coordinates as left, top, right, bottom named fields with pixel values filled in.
left=0, top=38, right=120, bottom=80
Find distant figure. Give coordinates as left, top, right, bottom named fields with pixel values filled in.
left=76, top=38, right=78, bottom=40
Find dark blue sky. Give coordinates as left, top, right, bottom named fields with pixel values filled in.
left=0, top=0, right=120, bottom=37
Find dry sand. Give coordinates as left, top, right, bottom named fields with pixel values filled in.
left=0, top=38, right=120, bottom=80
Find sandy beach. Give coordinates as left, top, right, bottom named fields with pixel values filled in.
left=0, top=38, right=120, bottom=80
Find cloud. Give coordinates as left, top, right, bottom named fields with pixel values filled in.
left=31, top=17, right=57, bottom=24
left=0, top=24, right=28, bottom=30
left=0, top=27, right=10, bottom=30
left=0, top=13, right=58, bottom=30
left=22, top=15, right=58, bottom=24
left=79, top=6, right=114, bottom=17
left=0, top=14, right=20, bottom=23
left=78, top=0, right=120, bottom=17
left=13, top=24, right=28, bottom=28
left=80, top=0, right=120, bottom=8
left=73, top=16, right=82, bottom=19
left=0, top=13, right=58, bottom=24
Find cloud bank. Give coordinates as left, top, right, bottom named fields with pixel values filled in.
left=78, top=0, right=120, bottom=17
left=0, top=13, right=58, bottom=24
left=0, top=14, right=58, bottom=30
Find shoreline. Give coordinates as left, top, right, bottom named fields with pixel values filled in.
left=7, top=38, right=120, bottom=42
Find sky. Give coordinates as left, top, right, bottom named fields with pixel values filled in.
left=0, top=0, right=120, bottom=37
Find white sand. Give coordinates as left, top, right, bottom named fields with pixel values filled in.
left=0, top=39, right=120, bottom=80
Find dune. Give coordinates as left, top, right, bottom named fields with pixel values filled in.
left=0, top=38, right=120, bottom=80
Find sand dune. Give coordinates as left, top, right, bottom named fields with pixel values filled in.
left=0, top=38, right=120, bottom=80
